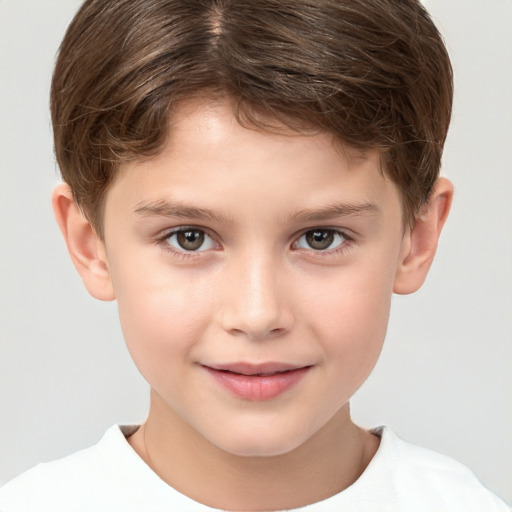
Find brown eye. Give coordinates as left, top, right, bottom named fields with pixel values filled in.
left=306, top=230, right=334, bottom=250
left=176, top=230, right=205, bottom=251
left=296, top=229, right=346, bottom=251
left=165, top=228, right=216, bottom=253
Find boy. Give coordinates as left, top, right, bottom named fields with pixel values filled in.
left=0, top=0, right=509, bottom=510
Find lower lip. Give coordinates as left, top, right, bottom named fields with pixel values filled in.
left=204, top=366, right=311, bottom=401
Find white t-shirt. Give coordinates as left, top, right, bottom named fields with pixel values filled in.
left=0, top=425, right=509, bottom=511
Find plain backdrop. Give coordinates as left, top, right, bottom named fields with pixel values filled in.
left=0, top=0, right=511, bottom=504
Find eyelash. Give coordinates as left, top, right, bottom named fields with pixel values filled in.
left=156, top=226, right=354, bottom=259
left=157, top=227, right=219, bottom=260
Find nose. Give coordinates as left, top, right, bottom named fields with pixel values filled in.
left=219, top=253, right=294, bottom=341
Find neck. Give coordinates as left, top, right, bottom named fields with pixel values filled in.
left=129, top=392, right=379, bottom=511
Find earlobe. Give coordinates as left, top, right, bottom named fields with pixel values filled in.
left=52, top=183, right=115, bottom=301
left=393, top=177, right=453, bottom=295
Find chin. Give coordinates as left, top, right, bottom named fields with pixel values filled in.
left=208, top=420, right=312, bottom=458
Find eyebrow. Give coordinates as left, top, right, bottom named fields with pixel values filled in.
left=134, top=200, right=234, bottom=224
left=134, top=199, right=379, bottom=224
left=291, top=202, right=379, bottom=222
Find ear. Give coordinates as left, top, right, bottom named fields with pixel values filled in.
left=52, top=183, right=115, bottom=301
left=393, top=177, right=453, bottom=295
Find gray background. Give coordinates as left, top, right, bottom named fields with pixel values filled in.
left=1, top=0, right=511, bottom=504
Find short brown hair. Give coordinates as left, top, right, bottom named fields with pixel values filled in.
left=51, top=0, right=453, bottom=237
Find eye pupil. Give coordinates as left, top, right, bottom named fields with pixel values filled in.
left=177, top=230, right=205, bottom=250
left=306, top=230, right=334, bottom=250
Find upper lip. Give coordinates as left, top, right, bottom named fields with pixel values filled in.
left=204, top=362, right=310, bottom=376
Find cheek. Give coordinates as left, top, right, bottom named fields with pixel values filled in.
left=304, top=261, right=395, bottom=379
left=111, top=261, right=211, bottom=382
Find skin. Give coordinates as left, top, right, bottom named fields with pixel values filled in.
left=53, top=98, right=452, bottom=511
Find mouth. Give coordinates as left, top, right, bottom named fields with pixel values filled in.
left=207, top=362, right=306, bottom=375
left=202, top=363, right=312, bottom=401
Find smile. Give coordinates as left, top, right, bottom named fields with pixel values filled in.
left=202, top=363, right=312, bottom=401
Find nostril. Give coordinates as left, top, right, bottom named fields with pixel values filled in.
left=232, top=326, right=287, bottom=342
left=219, top=271, right=295, bottom=339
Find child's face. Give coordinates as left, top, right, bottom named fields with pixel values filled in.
left=100, top=99, right=408, bottom=457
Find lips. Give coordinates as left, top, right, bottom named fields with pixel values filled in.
left=207, top=362, right=303, bottom=376
left=203, top=363, right=311, bottom=401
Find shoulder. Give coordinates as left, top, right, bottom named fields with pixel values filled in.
left=373, top=427, right=510, bottom=511
left=0, top=425, right=212, bottom=512
left=0, top=425, right=146, bottom=512
left=320, top=427, right=511, bottom=512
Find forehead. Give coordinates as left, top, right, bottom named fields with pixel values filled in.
left=146, top=98, right=379, bottom=186
left=167, top=97, right=370, bottom=161
left=106, top=98, right=402, bottom=227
